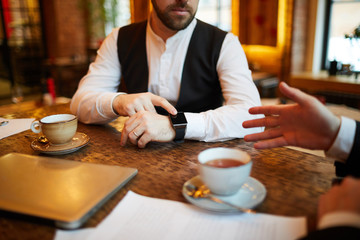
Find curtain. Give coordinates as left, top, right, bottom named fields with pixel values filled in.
left=131, top=0, right=150, bottom=23
left=239, top=0, right=278, bottom=46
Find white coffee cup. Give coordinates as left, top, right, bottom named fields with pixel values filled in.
left=198, top=147, right=252, bottom=195
left=30, top=114, right=78, bottom=144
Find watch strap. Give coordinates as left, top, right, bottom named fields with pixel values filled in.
left=169, top=112, right=187, bottom=143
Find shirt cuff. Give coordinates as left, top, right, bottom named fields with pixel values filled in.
left=183, top=112, right=206, bottom=140
left=98, top=92, right=125, bottom=119
left=110, top=92, right=127, bottom=116
left=325, top=116, right=356, bottom=163
left=318, top=211, right=360, bottom=229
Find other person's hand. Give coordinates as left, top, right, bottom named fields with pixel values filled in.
left=318, top=177, right=360, bottom=221
left=242, top=82, right=340, bottom=150
left=113, top=92, right=177, bottom=116
left=120, top=110, right=176, bottom=148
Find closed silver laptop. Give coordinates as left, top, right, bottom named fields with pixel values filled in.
left=0, top=153, right=137, bottom=229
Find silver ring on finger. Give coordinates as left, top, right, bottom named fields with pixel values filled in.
left=133, top=131, right=139, bottom=137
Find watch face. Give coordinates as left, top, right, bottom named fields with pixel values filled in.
left=171, top=112, right=187, bottom=126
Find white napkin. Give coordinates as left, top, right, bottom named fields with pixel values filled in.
left=0, top=117, right=35, bottom=140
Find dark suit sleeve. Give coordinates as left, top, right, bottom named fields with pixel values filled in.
left=335, top=121, right=360, bottom=177
left=305, top=123, right=360, bottom=239
left=299, top=226, right=360, bottom=240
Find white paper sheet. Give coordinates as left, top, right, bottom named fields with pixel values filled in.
left=55, top=191, right=307, bottom=240
left=0, top=117, right=35, bottom=140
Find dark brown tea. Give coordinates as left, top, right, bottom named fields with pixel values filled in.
left=205, top=158, right=245, bottom=168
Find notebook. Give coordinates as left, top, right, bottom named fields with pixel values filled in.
left=0, top=153, right=137, bottom=229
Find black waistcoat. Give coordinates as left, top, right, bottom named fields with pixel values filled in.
left=117, top=19, right=227, bottom=113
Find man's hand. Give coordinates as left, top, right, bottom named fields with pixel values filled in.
left=120, top=111, right=176, bottom=148
left=318, top=177, right=360, bottom=220
left=113, top=92, right=177, bottom=116
left=242, top=82, right=341, bottom=150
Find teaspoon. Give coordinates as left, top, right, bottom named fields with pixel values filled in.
left=184, top=183, right=255, bottom=214
left=25, top=135, right=49, bottom=144
left=0, top=121, right=9, bottom=127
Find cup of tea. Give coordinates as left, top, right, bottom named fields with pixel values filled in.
left=198, top=147, right=252, bottom=195
left=30, top=114, right=78, bottom=144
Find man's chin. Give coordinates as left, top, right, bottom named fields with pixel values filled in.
left=166, top=17, right=194, bottom=31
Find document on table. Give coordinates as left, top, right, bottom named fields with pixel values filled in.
left=0, top=117, right=34, bottom=140
left=55, top=191, right=307, bottom=240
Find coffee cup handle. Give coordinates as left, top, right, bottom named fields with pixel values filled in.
left=30, top=120, right=41, bottom=133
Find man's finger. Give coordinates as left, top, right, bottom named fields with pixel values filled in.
left=120, top=115, right=138, bottom=146
left=253, top=136, right=288, bottom=149
left=144, top=102, right=157, bottom=113
left=248, top=105, right=282, bottom=116
left=151, top=96, right=177, bottom=115
left=279, top=82, right=312, bottom=107
left=126, top=105, right=137, bottom=116
left=243, top=116, right=279, bottom=128
left=244, top=127, right=282, bottom=142
left=137, top=133, right=151, bottom=148
left=120, top=130, right=129, bottom=146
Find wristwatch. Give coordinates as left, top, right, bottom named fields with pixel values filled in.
left=169, top=112, right=187, bottom=143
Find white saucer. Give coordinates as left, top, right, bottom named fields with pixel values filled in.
left=182, top=175, right=266, bottom=212
left=31, top=132, right=90, bottom=155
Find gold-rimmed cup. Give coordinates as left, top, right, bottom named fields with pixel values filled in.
left=30, top=114, right=77, bottom=145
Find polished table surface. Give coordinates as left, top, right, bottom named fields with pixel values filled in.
left=0, top=103, right=336, bottom=239
left=290, top=71, right=360, bottom=95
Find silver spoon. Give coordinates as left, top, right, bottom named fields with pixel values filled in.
left=184, top=183, right=255, bottom=214
left=0, top=121, right=9, bottom=127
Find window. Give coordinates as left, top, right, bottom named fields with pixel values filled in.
left=0, top=0, right=44, bottom=87
left=1, top=0, right=43, bottom=47
left=196, top=0, right=232, bottom=31
left=104, top=0, right=131, bottom=35
left=323, top=0, right=360, bottom=72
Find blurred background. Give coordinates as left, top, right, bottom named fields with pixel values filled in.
left=0, top=0, right=359, bottom=108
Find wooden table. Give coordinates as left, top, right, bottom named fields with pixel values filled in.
left=290, top=71, right=360, bottom=95
left=0, top=103, right=336, bottom=239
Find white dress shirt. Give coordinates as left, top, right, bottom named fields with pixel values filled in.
left=70, top=19, right=263, bottom=142
left=326, top=116, right=356, bottom=162
left=319, top=211, right=360, bottom=230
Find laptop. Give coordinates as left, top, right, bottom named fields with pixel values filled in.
left=0, top=153, right=137, bottom=229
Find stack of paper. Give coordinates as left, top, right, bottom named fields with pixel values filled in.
left=0, top=117, right=34, bottom=140
left=55, top=191, right=306, bottom=240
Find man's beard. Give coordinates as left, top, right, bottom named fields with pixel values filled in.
left=151, top=1, right=196, bottom=31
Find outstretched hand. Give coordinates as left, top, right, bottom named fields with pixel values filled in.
left=242, top=82, right=341, bottom=150
left=113, top=92, right=177, bottom=116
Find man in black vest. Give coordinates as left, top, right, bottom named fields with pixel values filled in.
left=70, top=0, right=263, bottom=148
left=242, top=82, right=360, bottom=239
